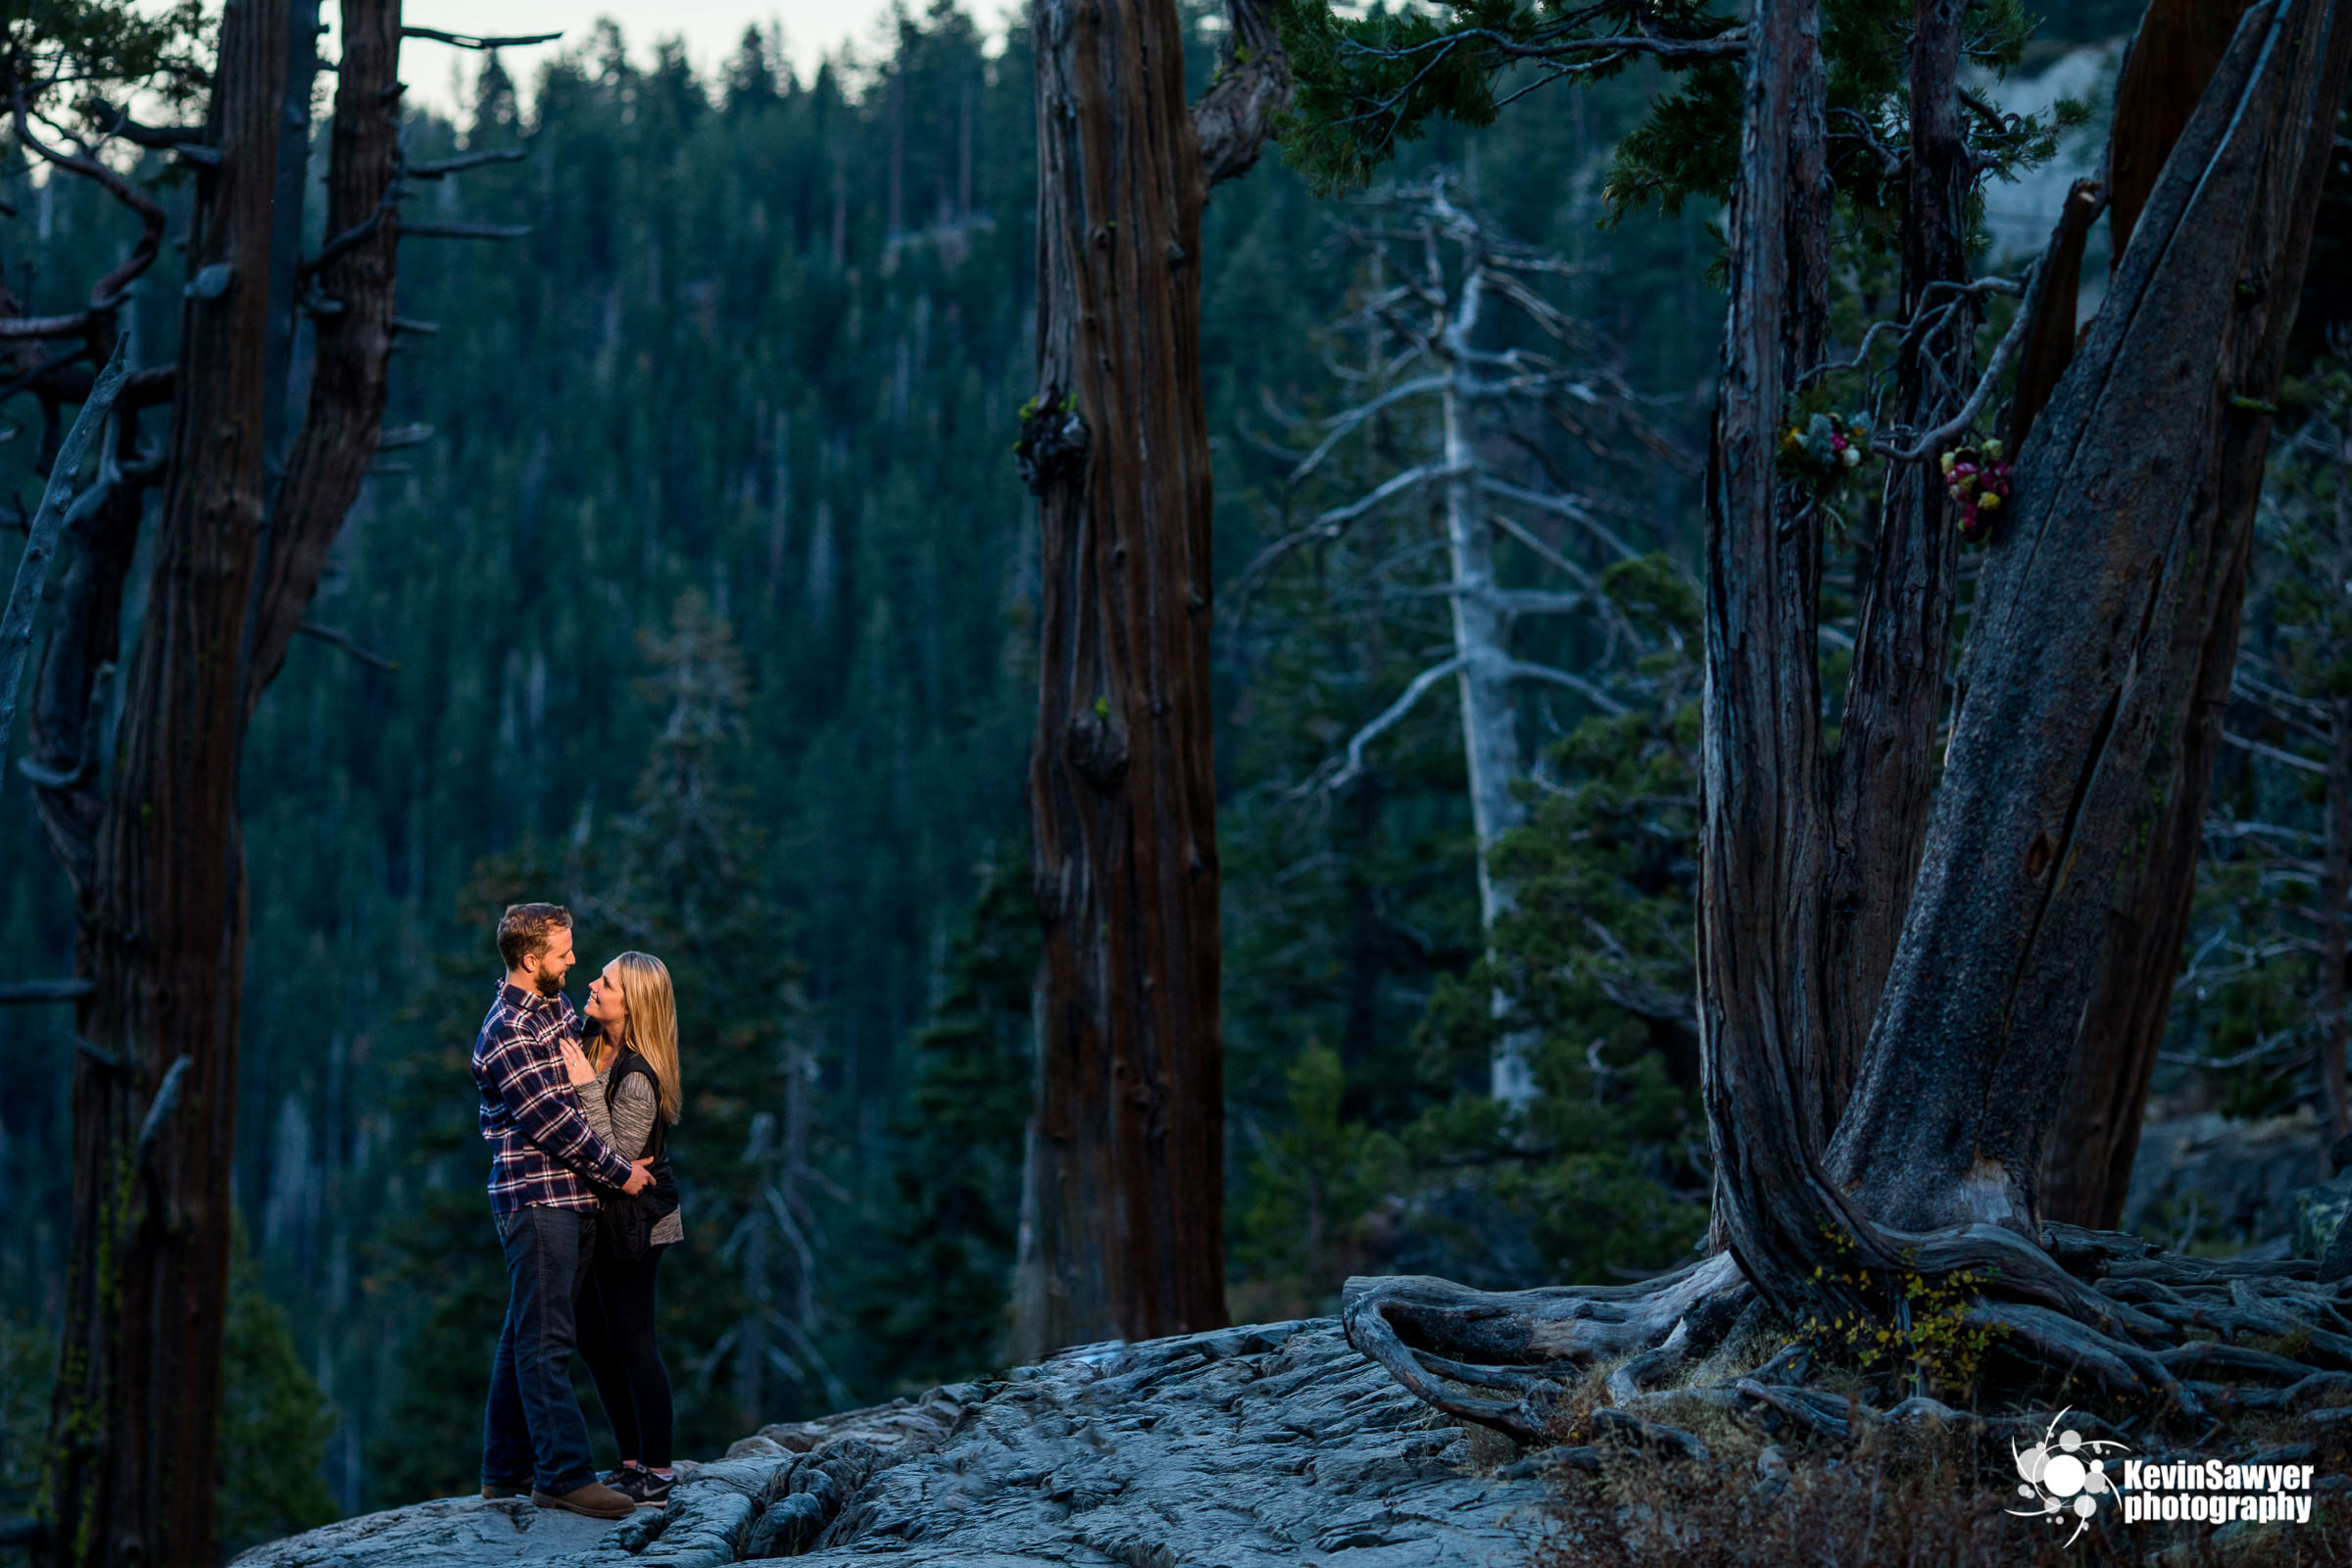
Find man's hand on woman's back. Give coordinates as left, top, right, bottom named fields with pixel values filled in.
left=622, top=1159, right=655, bottom=1196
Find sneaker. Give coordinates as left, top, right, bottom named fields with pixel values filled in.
left=530, top=1480, right=635, bottom=1520
left=480, top=1480, right=529, bottom=1499
left=614, top=1469, right=674, bottom=1508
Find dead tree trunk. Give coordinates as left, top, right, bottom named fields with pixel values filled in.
left=1274, top=184, right=1645, bottom=1105
left=35, top=4, right=409, bottom=1562
left=1012, top=0, right=1286, bottom=1357
left=1437, top=288, right=1541, bottom=1102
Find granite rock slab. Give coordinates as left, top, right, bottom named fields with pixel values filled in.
left=235, top=1321, right=1551, bottom=1568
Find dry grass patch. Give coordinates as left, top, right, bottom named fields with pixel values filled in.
left=1514, top=1422, right=2350, bottom=1568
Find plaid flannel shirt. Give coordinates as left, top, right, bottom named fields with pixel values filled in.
left=472, top=980, right=635, bottom=1214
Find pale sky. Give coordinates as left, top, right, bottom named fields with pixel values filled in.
left=389, top=2, right=1005, bottom=116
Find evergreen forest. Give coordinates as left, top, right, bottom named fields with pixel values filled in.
left=3, top=0, right=2351, bottom=1559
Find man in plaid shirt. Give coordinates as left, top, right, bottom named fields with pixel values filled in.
left=473, top=903, right=652, bottom=1520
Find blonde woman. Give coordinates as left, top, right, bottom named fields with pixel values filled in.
left=558, top=951, right=685, bottom=1507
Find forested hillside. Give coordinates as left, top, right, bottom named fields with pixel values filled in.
left=4, top=0, right=2341, bottom=1555
left=0, top=1, right=1706, bottom=1535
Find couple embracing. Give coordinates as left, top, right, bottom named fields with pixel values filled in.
left=468, top=902, right=690, bottom=1520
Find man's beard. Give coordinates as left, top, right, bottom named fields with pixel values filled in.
left=533, top=966, right=567, bottom=998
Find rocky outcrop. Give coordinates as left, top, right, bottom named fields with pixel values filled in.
left=2301, top=1172, right=2352, bottom=1276
left=234, top=1320, right=1545, bottom=1568
left=2121, top=1109, right=2332, bottom=1250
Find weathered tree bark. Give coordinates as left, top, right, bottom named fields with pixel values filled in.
left=1012, top=0, right=1285, bottom=1358
left=5, top=114, right=172, bottom=894
left=1829, top=0, right=2349, bottom=1232
left=246, top=0, right=403, bottom=708
left=1817, top=0, right=1969, bottom=1133
left=37, top=4, right=407, bottom=1562
left=2108, top=0, right=2258, bottom=259
left=261, top=0, right=323, bottom=476
left=2040, top=0, right=2296, bottom=1229
left=40, top=3, right=287, bottom=1562
left=0, top=346, right=131, bottom=779
left=1693, top=0, right=1852, bottom=1300
left=2036, top=558, right=2253, bottom=1226
left=24, top=380, right=166, bottom=894
left=2312, top=447, right=2352, bottom=1148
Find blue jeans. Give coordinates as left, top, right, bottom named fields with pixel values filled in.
left=480, top=1204, right=600, bottom=1495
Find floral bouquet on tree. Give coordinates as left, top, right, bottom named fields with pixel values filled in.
left=1941, top=441, right=2013, bottom=542
left=1779, top=410, right=1872, bottom=497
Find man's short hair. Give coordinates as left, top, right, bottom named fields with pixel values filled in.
left=497, top=903, right=573, bottom=970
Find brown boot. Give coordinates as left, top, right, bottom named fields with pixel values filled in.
left=480, top=1482, right=526, bottom=1499
left=530, top=1480, right=635, bottom=1519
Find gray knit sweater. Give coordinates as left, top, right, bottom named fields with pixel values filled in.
left=582, top=1057, right=685, bottom=1247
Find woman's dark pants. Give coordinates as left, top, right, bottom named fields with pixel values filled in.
left=577, top=1241, right=675, bottom=1467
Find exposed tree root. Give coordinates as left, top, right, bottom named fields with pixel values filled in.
left=1341, top=1253, right=1750, bottom=1440
left=1343, top=1222, right=2352, bottom=1454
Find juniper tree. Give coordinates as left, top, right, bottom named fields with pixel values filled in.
left=1, top=4, right=553, bottom=1555
left=1286, top=0, right=2352, bottom=1443
left=1011, top=0, right=1290, bottom=1358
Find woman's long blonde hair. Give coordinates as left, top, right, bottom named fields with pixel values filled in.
left=611, top=952, right=681, bottom=1125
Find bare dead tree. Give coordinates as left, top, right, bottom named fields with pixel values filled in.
left=713, top=1040, right=852, bottom=1422
left=1011, top=0, right=1290, bottom=1359
left=1273, top=177, right=1654, bottom=1104
left=1344, top=0, right=2352, bottom=1451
